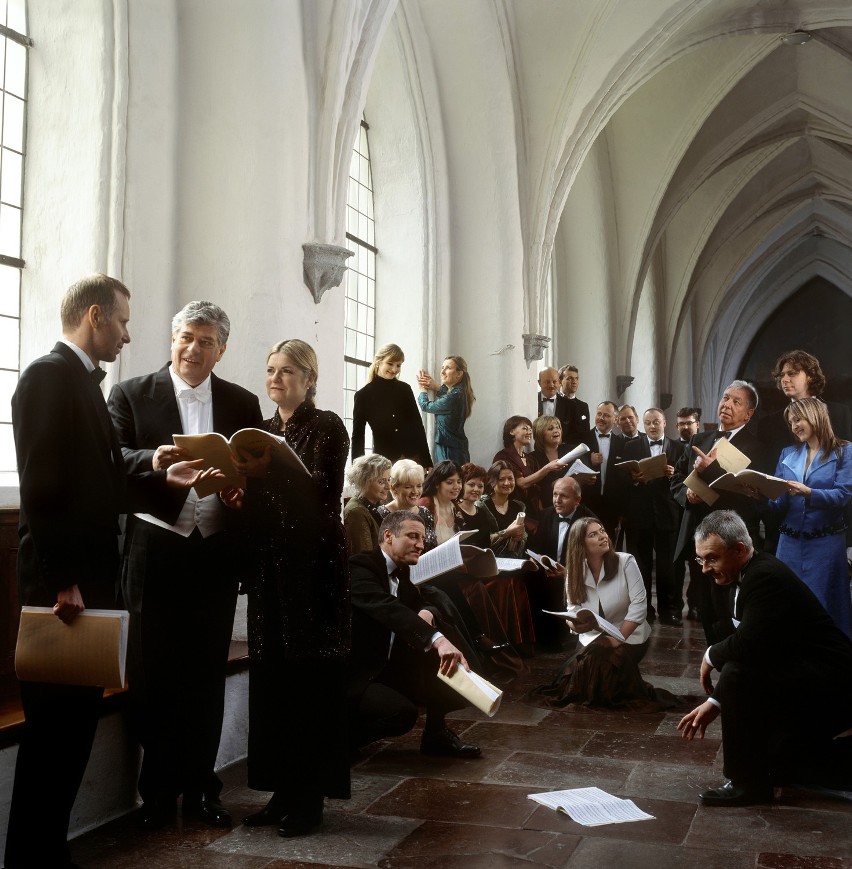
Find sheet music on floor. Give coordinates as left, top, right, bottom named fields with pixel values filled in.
left=528, top=787, right=655, bottom=826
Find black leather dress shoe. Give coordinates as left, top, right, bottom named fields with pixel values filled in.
left=420, top=727, right=482, bottom=758
left=660, top=613, right=683, bottom=627
left=184, top=794, right=232, bottom=827
left=278, top=806, right=323, bottom=838
left=242, top=795, right=289, bottom=827
left=699, top=780, right=773, bottom=807
left=686, top=607, right=698, bottom=621
left=137, top=800, right=176, bottom=831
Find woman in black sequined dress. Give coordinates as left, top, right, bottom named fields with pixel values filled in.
left=235, top=339, right=350, bottom=838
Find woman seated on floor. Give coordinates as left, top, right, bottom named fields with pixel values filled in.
left=529, top=517, right=677, bottom=710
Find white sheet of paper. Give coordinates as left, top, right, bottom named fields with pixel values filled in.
left=556, top=443, right=591, bottom=465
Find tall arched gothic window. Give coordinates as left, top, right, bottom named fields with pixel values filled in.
left=0, top=0, right=30, bottom=476
left=342, top=118, right=376, bottom=449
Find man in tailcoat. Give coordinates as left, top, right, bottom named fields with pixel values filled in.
left=671, top=380, right=767, bottom=643
left=557, top=365, right=591, bottom=447
left=108, top=301, right=262, bottom=829
left=679, top=511, right=852, bottom=806
left=527, top=476, right=598, bottom=649
left=578, top=400, right=626, bottom=541
left=5, top=275, right=206, bottom=869
left=348, top=511, right=481, bottom=758
left=621, top=408, right=685, bottom=625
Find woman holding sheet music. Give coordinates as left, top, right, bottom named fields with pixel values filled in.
left=492, top=416, right=564, bottom=518
left=530, top=517, right=676, bottom=710
left=531, top=415, right=572, bottom=506
left=764, top=397, right=852, bottom=638
left=234, top=339, right=350, bottom=837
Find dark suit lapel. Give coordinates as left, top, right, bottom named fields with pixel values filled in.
left=147, top=364, right=184, bottom=435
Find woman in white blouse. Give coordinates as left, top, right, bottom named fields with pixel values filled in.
left=530, top=517, right=675, bottom=709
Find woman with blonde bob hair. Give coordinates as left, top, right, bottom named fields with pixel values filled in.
left=235, top=337, right=350, bottom=836
left=351, top=343, right=432, bottom=467
left=764, top=397, right=851, bottom=638
left=530, top=517, right=676, bottom=710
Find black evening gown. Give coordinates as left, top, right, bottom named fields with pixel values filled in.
left=244, top=402, right=351, bottom=801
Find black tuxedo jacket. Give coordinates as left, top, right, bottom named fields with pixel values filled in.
left=529, top=504, right=598, bottom=561
left=708, top=551, right=852, bottom=735
left=536, top=391, right=571, bottom=440
left=348, top=547, right=440, bottom=698
left=562, top=396, right=591, bottom=446
left=108, top=363, right=263, bottom=526
left=670, top=427, right=767, bottom=559
left=579, top=428, right=626, bottom=508
left=12, top=343, right=166, bottom=606
left=620, top=435, right=685, bottom=531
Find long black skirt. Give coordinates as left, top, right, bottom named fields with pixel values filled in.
left=247, top=656, right=351, bottom=800
left=527, top=639, right=679, bottom=712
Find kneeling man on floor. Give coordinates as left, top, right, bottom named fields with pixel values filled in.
left=678, top=510, right=852, bottom=806
left=348, top=510, right=482, bottom=758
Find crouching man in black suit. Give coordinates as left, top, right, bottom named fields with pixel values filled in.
left=348, top=510, right=482, bottom=758
left=678, top=510, right=852, bottom=806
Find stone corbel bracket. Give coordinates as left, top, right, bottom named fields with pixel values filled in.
left=302, top=243, right=354, bottom=304
left=522, top=333, right=550, bottom=365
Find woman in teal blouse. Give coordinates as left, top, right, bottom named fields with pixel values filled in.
left=416, top=356, right=475, bottom=464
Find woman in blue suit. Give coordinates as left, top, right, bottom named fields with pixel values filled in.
left=416, top=356, right=475, bottom=464
left=767, top=397, right=851, bottom=638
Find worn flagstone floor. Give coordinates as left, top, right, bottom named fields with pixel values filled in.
left=71, top=618, right=852, bottom=868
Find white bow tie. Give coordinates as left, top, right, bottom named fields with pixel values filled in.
left=177, top=387, right=212, bottom=404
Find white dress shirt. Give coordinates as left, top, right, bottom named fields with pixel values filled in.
left=135, top=370, right=224, bottom=538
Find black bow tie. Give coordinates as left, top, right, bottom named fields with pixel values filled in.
left=558, top=515, right=573, bottom=523
left=90, top=367, right=107, bottom=384
left=714, top=430, right=732, bottom=441
left=597, top=432, right=610, bottom=439
left=649, top=440, right=663, bottom=447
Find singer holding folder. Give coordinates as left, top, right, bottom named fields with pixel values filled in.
left=6, top=275, right=217, bottom=869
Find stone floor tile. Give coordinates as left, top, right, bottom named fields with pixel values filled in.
left=461, top=720, right=595, bottom=753
left=756, top=853, right=849, bottom=868
left=657, top=710, right=722, bottom=738
left=621, top=761, right=714, bottom=803
left=524, top=795, right=697, bottom=844
left=378, top=819, right=578, bottom=868
left=448, top=701, right=550, bottom=726
left=206, top=810, right=422, bottom=866
left=366, top=779, right=537, bottom=827
left=538, top=706, right=667, bottom=734
left=580, top=731, right=721, bottom=767
left=563, top=839, right=754, bottom=868
left=485, top=751, right=635, bottom=792
left=356, top=745, right=514, bottom=783
left=686, top=805, right=852, bottom=856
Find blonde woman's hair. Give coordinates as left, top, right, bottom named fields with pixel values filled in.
left=268, top=339, right=318, bottom=399
left=367, top=343, right=405, bottom=383
left=389, top=458, right=425, bottom=490
left=532, top=415, right=562, bottom=451
left=784, top=397, right=848, bottom=461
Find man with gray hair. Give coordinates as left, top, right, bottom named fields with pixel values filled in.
left=109, top=301, right=262, bottom=830
left=670, top=380, right=767, bottom=642
left=678, top=510, right=852, bottom=806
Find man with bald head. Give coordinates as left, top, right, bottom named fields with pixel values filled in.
left=536, top=367, right=571, bottom=441
left=528, top=476, right=599, bottom=649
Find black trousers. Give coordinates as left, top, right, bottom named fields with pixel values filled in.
left=349, top=644, right=465, bottom=748
left=625, top=524, right=676, bottom=614
left=4, top=682, right=103, bottom=868
left=123, top=522, right=238, bottom=802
